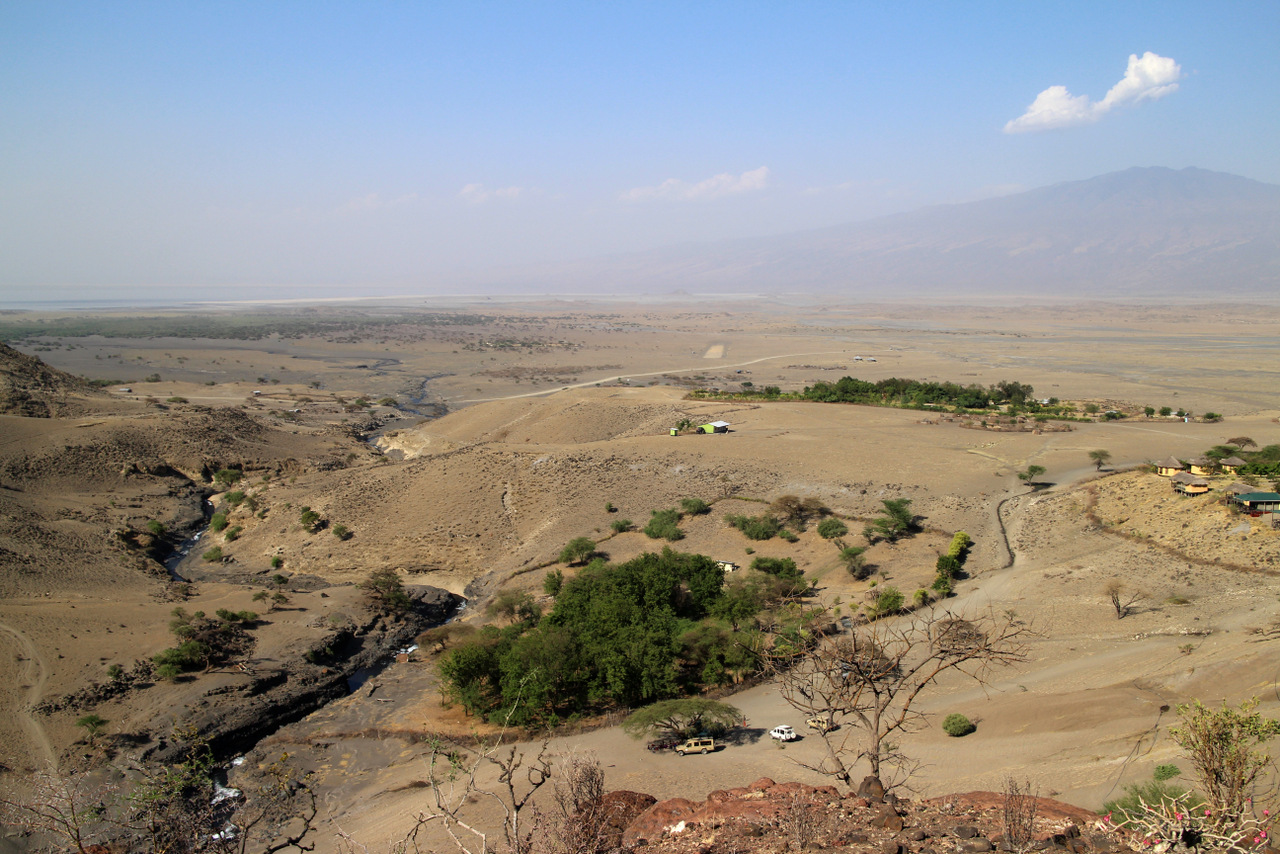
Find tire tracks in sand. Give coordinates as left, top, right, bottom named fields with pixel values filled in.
left=0, top=620, right=56, bottom=769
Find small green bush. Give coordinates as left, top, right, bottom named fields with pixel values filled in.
left=213, top=468, right=242, bottom=486
left=224, top=490, right=246, bottom=506
left=209, top=512, right=228, bottom=532
left=947, top=531, right=972, bottom=558
left=332, top=523, right=352, bottom=541
left=201, top=546, right=223, bottom=562
left=610, top=518, right=632, bottom=533
left=936, top=554, right=961, bottom=578
left=680, top=498, right=711, bottom=515
left=816, top=517, right=848, bottom=539
left=751, top=557, right=802, bottom=580
left=725, top=513, right=781, bottom=541
left=1153, top=764, right=1181, bottom=781
left=224, top=526, right=242, bottom=542
left=873, top=586, right=904, bottom=615
left=942, top=713, right=975, bottom=737
left=1102, top=780, right=1197, bottom=823
left=145, top=520, right=165, bottom=536
left=644, top=509, right=684, bottom=541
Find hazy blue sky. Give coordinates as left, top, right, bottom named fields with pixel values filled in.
left=2, top=1, right=1277, bottom=302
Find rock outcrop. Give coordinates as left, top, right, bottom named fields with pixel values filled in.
left=619, top=778, right=1115, bottom=854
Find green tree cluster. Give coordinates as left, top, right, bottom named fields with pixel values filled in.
left=438, top=548, right=747, bottom=726
left=931, top=531, right=971, bottom=596
left=801, top=376, right=1034, bottom=410
left=153, top=607, right=254, bottom=679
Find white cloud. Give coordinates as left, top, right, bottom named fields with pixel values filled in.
left=458, top=183, right=525, bottom=204
left=1004, top=52, right=1181, bottom=133
left=621, top=166, right=770, bottom=202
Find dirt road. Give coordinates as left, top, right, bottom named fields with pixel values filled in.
left=0, top=618, right=55, bottom=770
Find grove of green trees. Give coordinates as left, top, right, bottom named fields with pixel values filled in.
left=438, top=547, right=810, bottom=727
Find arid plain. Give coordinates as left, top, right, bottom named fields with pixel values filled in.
left=2, top=297, right=1279, bottom=851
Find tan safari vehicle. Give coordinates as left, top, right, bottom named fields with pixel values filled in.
left=674, top=737, right=717, bottom=755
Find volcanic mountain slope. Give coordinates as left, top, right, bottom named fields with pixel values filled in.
left=507, top=167, right=1280, bottom=297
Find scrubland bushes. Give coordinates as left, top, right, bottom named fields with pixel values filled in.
left=644, top=508, right=684, bottom=541
left=942, top=713, right=975, bottom=737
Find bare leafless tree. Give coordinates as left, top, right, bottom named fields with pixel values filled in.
left=1104, top=579, right=1146, bottom=619
left=0, top=769, right=116, bottom=854
left=766, top=606, right=1029, bottom=790
left=394, top=735, right=550, bottom=854
left=532, top=751, right=607, bottom=854
left=1002, top=777, right=1039, bottom=853
left=776, top=791, right=823, bottom=851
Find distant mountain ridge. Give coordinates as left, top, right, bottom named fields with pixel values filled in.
left=509, top=167, right=1280, bottom=297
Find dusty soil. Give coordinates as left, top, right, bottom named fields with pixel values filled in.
left=1, top=300, right=1279, bottom=853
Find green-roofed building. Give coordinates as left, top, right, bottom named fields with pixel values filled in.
left=1231, top=492, right=1280, bottom=514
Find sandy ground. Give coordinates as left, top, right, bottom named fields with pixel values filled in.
left=2, top=299, right=1279, bottom=851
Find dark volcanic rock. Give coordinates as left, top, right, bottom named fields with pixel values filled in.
left=147, top=587, right=462, bottom=763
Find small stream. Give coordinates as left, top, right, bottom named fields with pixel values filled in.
left=164, top=498, right=215, bottom=582
left=345, top=599, right=467, bottom=692
left=397, top=373, right=452, bottom=419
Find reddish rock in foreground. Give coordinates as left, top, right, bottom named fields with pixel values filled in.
left=616, top=780, right=1120, bottom=854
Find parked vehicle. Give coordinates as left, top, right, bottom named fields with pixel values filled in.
left=769, top=725, right=797, bottom=741
left=674, top=737, right=717, bottom=755
left=807, top=716, right=837, bottom=734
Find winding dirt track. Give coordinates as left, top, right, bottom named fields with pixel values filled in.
left=0, top=619, right=56, bottom=769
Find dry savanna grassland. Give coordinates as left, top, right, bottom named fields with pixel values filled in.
left=1, top=297, right=1278, bottom=853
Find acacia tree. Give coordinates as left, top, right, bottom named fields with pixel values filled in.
left=558, top=537, right=597, bottom=566
left=767, top=607, right=1029, bottom=790
left=863, top=498, right=916, bottom=544
left=621, top=698, right=745, bottom=740
left=1089, top=449, right=1112, bottom=471
left=1017, top=465, right=1045, bottom=484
